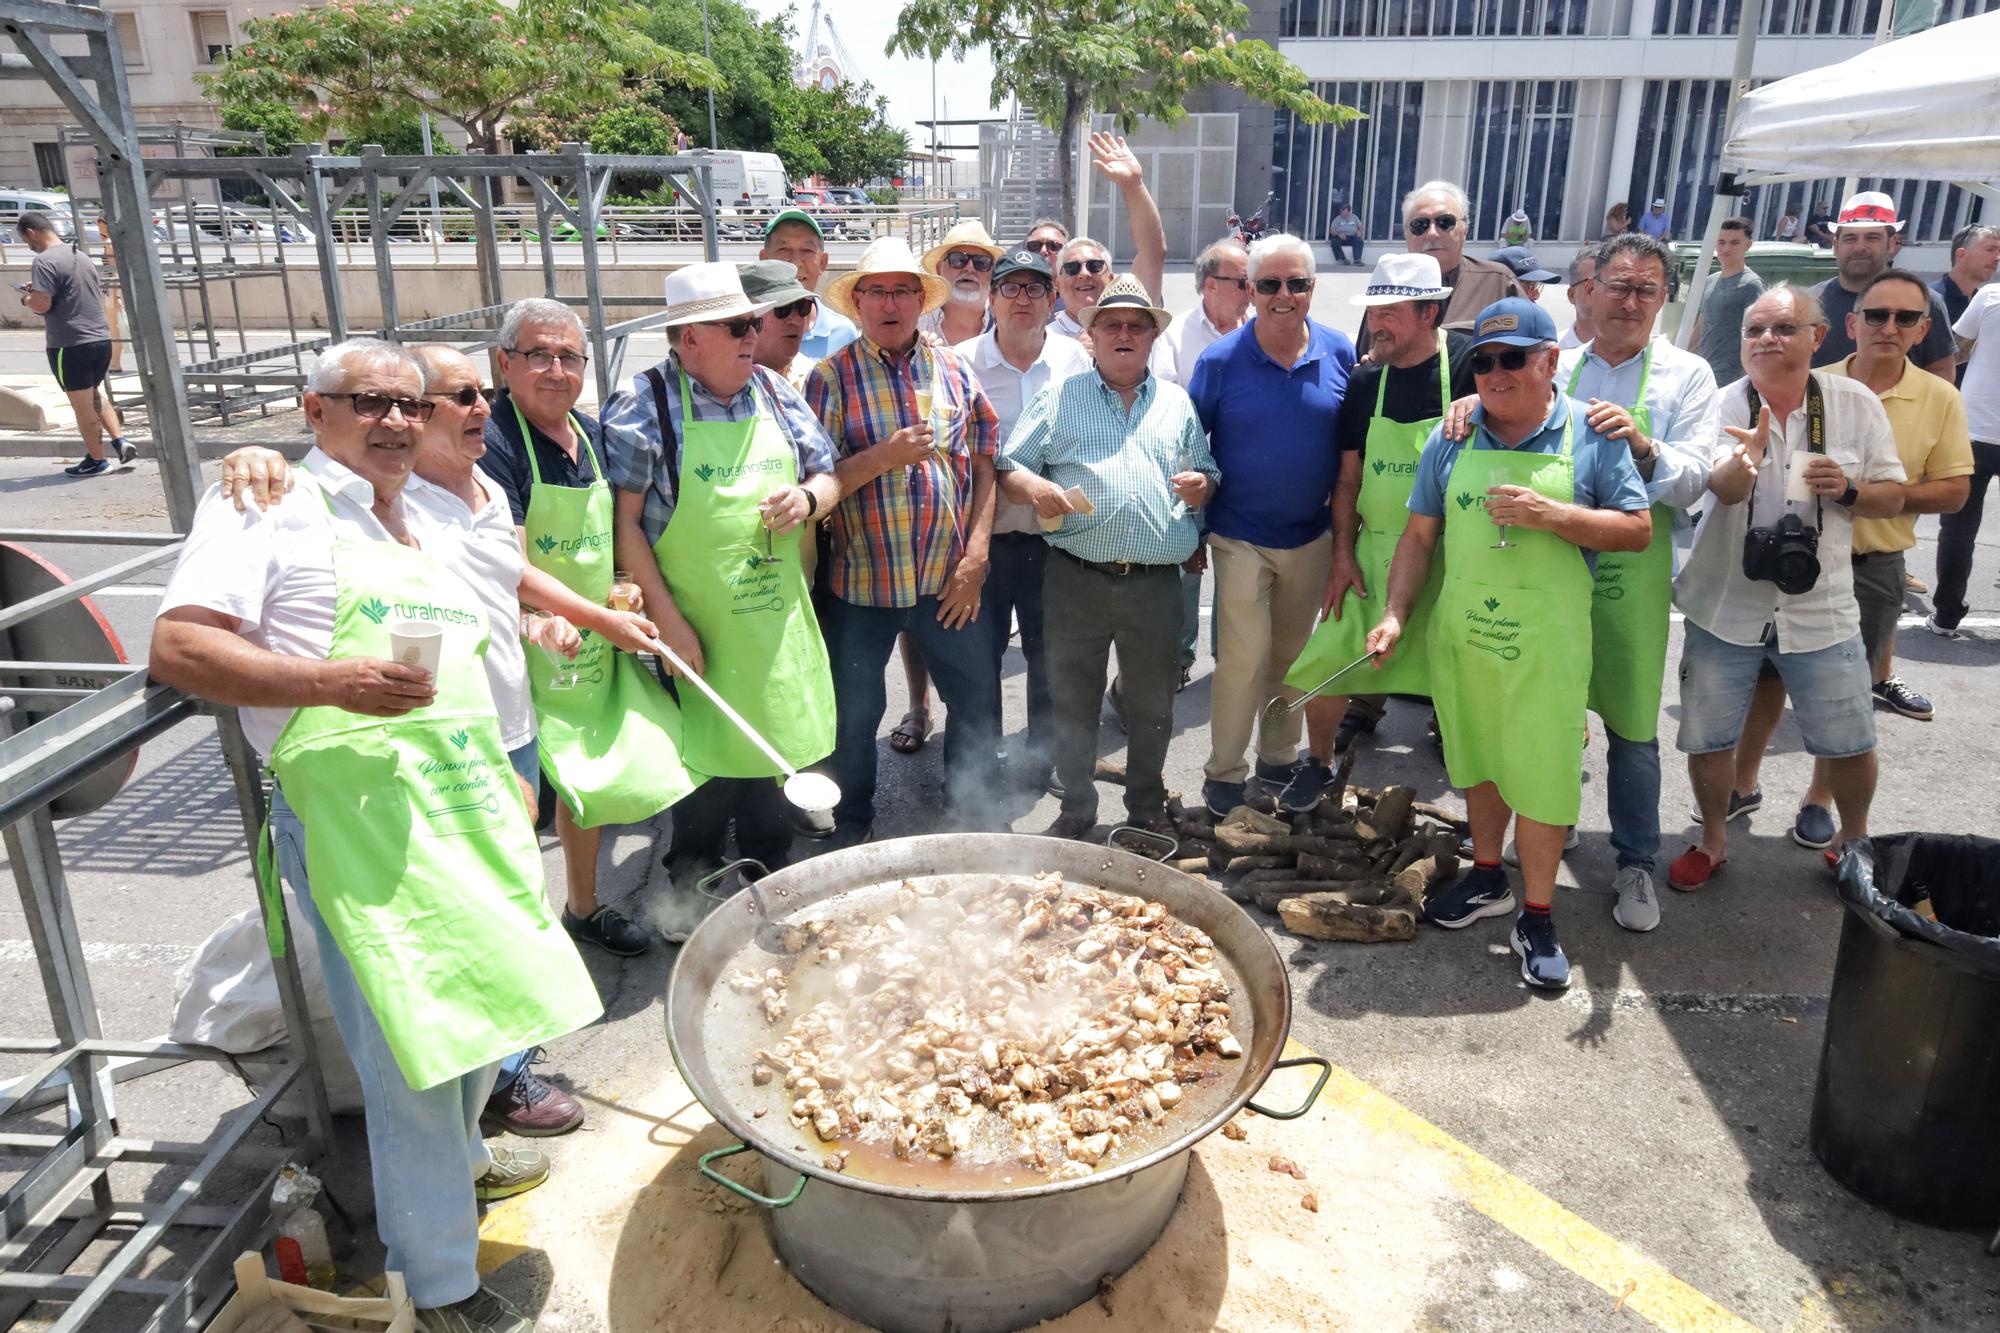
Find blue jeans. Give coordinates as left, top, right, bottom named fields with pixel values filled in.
left=987, top=533, right=1052, bottom=765
left=1604, top=726, right=1660, bottom=873
left=270, top=786, right=497, bottom=1309
left=824, top=592, right=1003, bottom=829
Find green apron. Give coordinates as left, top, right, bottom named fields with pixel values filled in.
left=261, top=484, right=601, bottom=1091
left=1285, top=332, right=1450, bottom=697
left=1426, top=408, right=1592, bottom=827
left=516, top=402, right=701, bottom=826
left=650, top=370, right=834, bottom=777
left=1568, top=348, right=1673, bottom=743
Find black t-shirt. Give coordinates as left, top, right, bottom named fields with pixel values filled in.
left=480, top=389, right=608, bottom=525
left=1337, top=332, right=1475, bottom=456
left=1810, top=278, right=1956, bottom=370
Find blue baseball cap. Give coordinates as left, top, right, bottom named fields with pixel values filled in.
left=1488, top=246, right=1561, bottom=284
left=1469, top=297, right=1558, bottom=349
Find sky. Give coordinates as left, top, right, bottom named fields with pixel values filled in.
left=743, top=0, right=1000, bottom=157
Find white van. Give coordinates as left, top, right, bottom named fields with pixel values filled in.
left=686, top=150, right=790, bottom=209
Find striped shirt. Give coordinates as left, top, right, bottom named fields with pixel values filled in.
left=602, top=354, right=837, bottom=549
left=805, top=336, right=1001, bottom=607
left=1000, top=370, right=1217, bottom=566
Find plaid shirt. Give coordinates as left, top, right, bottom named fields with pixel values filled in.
left=806, top=337, right=1000, bottom=607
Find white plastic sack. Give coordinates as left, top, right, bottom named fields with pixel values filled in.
left=171, top=897, right=363, bottom=1113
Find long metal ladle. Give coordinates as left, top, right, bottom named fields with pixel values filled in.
left=1261, top=650, right=1380, bottom=723
left=639, top=634, right=840, bottom=816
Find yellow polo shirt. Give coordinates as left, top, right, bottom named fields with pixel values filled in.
left=1834, top=355, right=1974, bottom=554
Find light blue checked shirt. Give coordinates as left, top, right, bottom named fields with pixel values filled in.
left=999, top=369, right=1218, bottom=566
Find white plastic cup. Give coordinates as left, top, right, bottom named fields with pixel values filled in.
left=388, top=620, right=443, bottom=677
left=1784, top=449, right=1814, bottom=504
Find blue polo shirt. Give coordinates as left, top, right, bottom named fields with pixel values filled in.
left=1409, top=393, right=1650, bottom=572
left=1187, top=318, right=1355, bottom=549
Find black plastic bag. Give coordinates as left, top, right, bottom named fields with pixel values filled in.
left=1836, top=832, right=2000, bottom=975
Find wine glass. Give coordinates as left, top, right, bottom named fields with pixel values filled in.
left=1487, top=496, right=1515, bottom=550
left=1168, top=446, right=1192, bottom=520
left=608, top=570, right=639, bottom=613
left=527, top=610, right=579, bottom=690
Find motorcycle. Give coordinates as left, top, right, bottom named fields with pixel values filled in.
left=1226, top=191, right=1277, bottom=247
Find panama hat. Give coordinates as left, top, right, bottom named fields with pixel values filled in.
left=825, top=237, right=950, bottom=320
left=921, top=219, right=1006, bottom=274
left=1830, top=190, right=1905, bottom=232
left=1351, top=253, right=1452, bottom=307
left=662, top=261, right=773, bottom=329
left=1079, top=274, right=1171, bottom=331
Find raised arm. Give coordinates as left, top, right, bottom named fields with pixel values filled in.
left=1090, top=132, right=1167, bottom=307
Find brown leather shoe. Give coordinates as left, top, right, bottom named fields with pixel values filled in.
left=1040, top=811, right=1096, bottom=840
left=482, top=1055, right=584, bottom=1137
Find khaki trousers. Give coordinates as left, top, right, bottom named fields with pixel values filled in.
left=1205, top=532, right=1335, bottom=784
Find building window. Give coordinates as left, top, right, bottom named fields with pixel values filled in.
left=34, top=143, right=69, bottom=191
left=1465, top=80, right=1576, bottom=242
left=191, top=9, right=233, bottom=65
left=1280, top=0, right=1588, bottom=38
left=111, top=11, right=145, bottom=68
left=1271, top=81, right=1424, bottom=248
left=1624, top=78, right=1733, bottom=244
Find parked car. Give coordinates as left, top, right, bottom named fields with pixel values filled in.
left=825, top=187, right=872, bottom=209
left=150, top=203, right=313, bottom=244
left=790, top=188, right=834, bottom=210
left=0, top=189, right=81, bottom=243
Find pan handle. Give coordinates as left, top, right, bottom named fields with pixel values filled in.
left=697, top=1142, right=808, bottom=1208
left=696, top=858, right=771, bottom=903
left=1244, top=1055, right=1332, bottom=1121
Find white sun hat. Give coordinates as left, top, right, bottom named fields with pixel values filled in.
left=1350, top=253, right=1453, bottom=307
left=662, top=261, right=774, bottom=328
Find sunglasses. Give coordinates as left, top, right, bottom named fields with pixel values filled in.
left=1469, top=347, right=1534, bottom=376
left=770, top=297, right=817, bottom=321
left=944, top=251, right=994, bottom=272
left=1024, top=238, right=1064, bottom=253
left=703, top=315, right=764, bottom=337
left=1253, top=276, right=1314, bottom=295
left=1060, top=258, right=1109, bottom=277
left=320, top=392, right=435, bottom=423
left=426, top=385, right=487, bottom=408
left=1859, top=307, right=1925, bottom=328
left=1742, top=322, right=1803, bottom=340
left=506, top=348, right=587, bottom=373
left=1599, top=280, right=1667, bottom=303
left=1209, top=276, right=1249, bottom=290
left=996, top=279, right=1051, bottom=299
left=1406, top=214, right=1458, bottom=236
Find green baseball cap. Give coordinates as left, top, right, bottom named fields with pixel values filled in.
left=764, top=208, right=823, bottom=240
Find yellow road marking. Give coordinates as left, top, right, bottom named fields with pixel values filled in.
left=475, top=1197, right=536, bottom=1276
left=1288, top=1039, right=1759, bottom=1332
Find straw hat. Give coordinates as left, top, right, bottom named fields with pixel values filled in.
left=921, top=218, right=1006, bottom=274
left=825, top=237, right=950, bottom=320
left=1078, top=274, right=1171, bottom=331
left=661, top=261, right=773, bottom=328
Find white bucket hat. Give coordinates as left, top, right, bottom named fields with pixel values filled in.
left=662, top=261, right=773, bottom=328
left=1350, top=253, right=1453, bottom=307
left=825, top=237, right=951, bottom=320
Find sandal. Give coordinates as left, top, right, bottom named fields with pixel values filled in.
left=889, top=709, right=932, bottom=755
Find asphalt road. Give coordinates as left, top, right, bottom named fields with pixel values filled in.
left=5, top=279, right=2000, bottom=1330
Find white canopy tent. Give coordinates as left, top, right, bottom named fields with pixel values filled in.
left=1675, top=9, right=2000, bottom=346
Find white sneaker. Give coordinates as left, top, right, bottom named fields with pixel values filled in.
left=1611, top=865, right=1660, bottom=932
left=1502, top=826, right=1580, bottom=867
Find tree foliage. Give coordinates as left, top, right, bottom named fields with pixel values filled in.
left=771, top=82, right=910, bottom=186
left=633, top=0, right=796, bottom=153
left=890, top=0, right=1356, bottom=226
left=202, top=0, right=718, bottom=154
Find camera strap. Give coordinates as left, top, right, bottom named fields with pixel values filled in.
left=1743, top=376, right=1826, bottom=532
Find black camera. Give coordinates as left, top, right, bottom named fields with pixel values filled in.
left=1742, top=512, right=1821, bottom=595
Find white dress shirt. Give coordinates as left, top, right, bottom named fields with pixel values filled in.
left=428, top=467, right=533, bottom=750
left=1150, top=306, right=1239, bottom=387
left=1557, top=336, right=1719, bottom=519
left=159, top=449, right=476, bottom=758
left=1673, top=371, right=1906, bottom=653
left=1048, top=309, right=1086, bottom=341
left=1953, top=283, right=2000, bottom=443
left=955, top=327, right=1091, bottom=534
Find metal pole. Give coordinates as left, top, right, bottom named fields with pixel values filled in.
left=421, top=112, right=443, bottom=244
left=1675, top=0, right=1767, bottom=345
left=700, top=0, right=719, bottom=149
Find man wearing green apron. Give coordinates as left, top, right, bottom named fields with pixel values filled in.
left=1279, top=253, right=1468, bottom=809
left=484, top=298, right=701, bottom=957
left=606, top=264, right=841, bottom=935
left=1555, top=234, right=1719, bottom=933
left=153, top=338, right=600, bottom=1333
left=1365, top=300, right=1652, bottom=990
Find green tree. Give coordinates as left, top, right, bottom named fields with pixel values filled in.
left=218, top=99, right=308, bottom=151
left=633, top=0, right=796, bottom=152
left=770, top=81, right=910, bottom=185
left=202, top=0, right=719, bottom=154
left=890, top=0, right=1356, bottom=226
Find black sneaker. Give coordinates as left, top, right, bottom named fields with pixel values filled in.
left=561, top=904, right=650, bottom=957
left=1276, top=760, right=1333, bottom=812
left=1690, top=787, right=1761, bottom=825
left=1423, top=865, right=1515, bottom=929
left=113, top=438, right=138, bottom=464
left=1510, top=911, right=1572, bottom=990
left=1872, top=676, right=1933, bottom=720
left=1202, top=779, right=1246, bottom=817
left=63, top=456, right=110, bottom=477
left=1334, top=707, right=1377, bottom=751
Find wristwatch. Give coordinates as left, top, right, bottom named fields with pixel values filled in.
left=1835, top=482, right=1859, bottom=507
left=1633, top=438, right=1658, bottom=464
left=802, top=485, right=819, bottom=517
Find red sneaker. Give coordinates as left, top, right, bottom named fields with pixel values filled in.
left=1668, top=846, right=1726, bottom=892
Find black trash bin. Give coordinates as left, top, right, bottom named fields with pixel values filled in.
left=1811, top=833, right=2000, bottom=1230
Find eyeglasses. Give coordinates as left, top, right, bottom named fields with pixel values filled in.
left=1859, top=307, right=1926, bottom=328
left=320, top=392, right=435, bottom=423
left=1023, top=238, right=1064, bottom=253
left=943, top=251, right=994, bottom=272
left=506, top=348, right=588, bottom=374
left=425, top=385, right=486, bottom=408
left=1094, top=318, right=1157, bottom=337
left=1060, top=258, right=1109, bottom=277
left=770, top=297, right=817, bottom=321
left=1469, top=347, right=1534, bottom=376
left=855, top=285, right=924, bottom=302
left=1253, top=276, right=1314, bottom=295
left=996, top=280, right=1051, bottom=299
left=702, top=315, right=764, bottom=338
left=1742, top=322, right=1804, bottom=340
left=1208, top=276, right=1249, bottom=290
left=1599, top=280, right=1667, bottom=302
left=1406, top=214, right=1458, bottom=236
